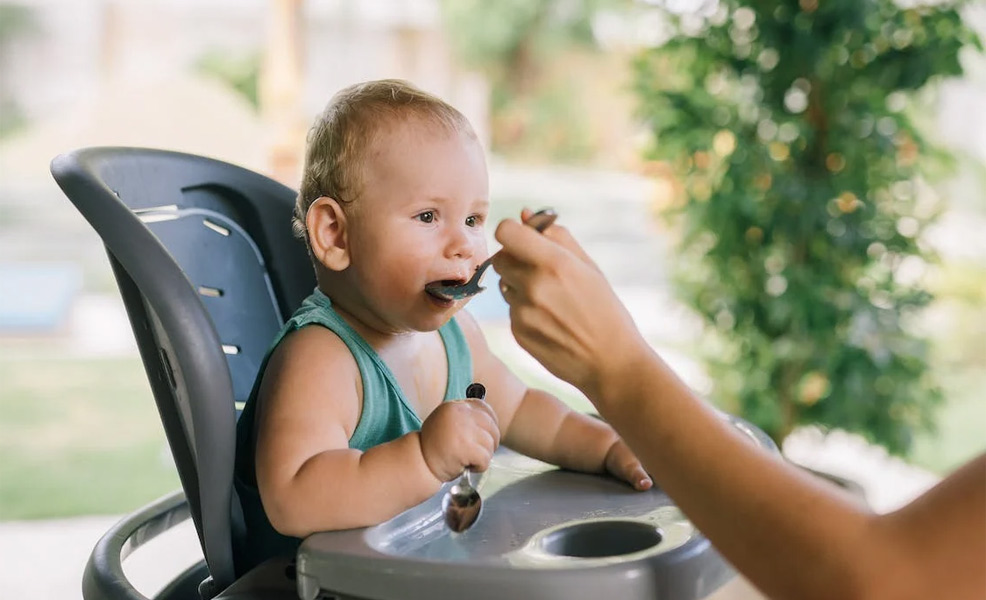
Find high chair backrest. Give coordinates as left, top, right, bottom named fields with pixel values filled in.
left=50, top=147, right=315, bottom=595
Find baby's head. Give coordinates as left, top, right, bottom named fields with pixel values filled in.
left=296, top=79, right=490, bottom=333
left=294, top=79, right=477, bottom=244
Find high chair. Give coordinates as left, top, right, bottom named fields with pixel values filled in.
left=51, top=147, right=776, bottom=600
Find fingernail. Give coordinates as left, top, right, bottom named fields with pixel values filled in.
left=466, top=382, right=486, bottom=400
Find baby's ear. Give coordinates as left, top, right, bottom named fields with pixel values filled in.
left=306, top=197, right=350, bottom=271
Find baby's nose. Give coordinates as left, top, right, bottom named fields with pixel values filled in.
left=445, top=227, right=476, bottom=259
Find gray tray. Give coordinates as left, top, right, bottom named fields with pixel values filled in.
left=296, top=413, right=776, bottom=600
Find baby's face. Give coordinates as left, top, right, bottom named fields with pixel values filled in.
left=345, top=120, right=490, bottom=332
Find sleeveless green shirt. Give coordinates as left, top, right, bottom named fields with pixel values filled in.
left=233, top=288, right=472, bottom=573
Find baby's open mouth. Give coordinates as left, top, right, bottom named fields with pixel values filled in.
left=425, top=280, right=465, bottom=302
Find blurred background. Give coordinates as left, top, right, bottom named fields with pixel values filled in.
left=0, top=0, right=984, bottom=598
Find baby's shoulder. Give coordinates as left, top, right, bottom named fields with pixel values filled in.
left=257, top=324, right=363, bottom=436
left=267, top=324, right=360, bottom=385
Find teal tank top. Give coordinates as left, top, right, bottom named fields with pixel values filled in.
left=233, top=288, right=472, bottom=573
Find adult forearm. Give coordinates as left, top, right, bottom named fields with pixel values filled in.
left=264, top=432, right=441, bottom=536
left=594, top=354, right=884, bottom=600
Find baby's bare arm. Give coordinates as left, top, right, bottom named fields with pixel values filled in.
left=459, top=311, right=648, bottom=488
left=253, top=327, right=441, bottom=537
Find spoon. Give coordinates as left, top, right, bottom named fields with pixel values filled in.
left=427, top=208, right=558, bottom=301
left=441, top=382, right=488, bottom=533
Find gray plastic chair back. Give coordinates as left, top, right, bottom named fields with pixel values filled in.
left=50, top=147, right=314, bottom=594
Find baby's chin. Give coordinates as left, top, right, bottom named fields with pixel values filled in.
left=358, top=296, right=461, bottom=335
left=405, top=313, right=458, bottom=334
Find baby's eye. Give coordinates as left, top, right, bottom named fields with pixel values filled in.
left=465, top=215, right=482, bottom=227
left=416, top=211, right=435, bottom=224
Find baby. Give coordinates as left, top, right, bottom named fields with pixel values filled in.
left=233, top=79, right=650, bottom=571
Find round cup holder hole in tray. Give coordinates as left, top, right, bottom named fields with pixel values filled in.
left=537, top=520, right=663, bottom=558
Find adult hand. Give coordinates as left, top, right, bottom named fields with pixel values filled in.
left=419, top=399, right=500, bottom=482
left=492, top=210, right=653, bottom=403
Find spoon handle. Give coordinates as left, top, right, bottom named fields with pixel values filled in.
left=465, top=382, right=486, bottom=400
left=524, top=208, right=558, bottom=232
left=464, top=383, right=488, bottom=487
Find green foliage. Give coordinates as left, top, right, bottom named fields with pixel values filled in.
left=633, top=0, right=981, bottom=453
left=439, top=0, right=603, bottom=81
left=439, top=0, right=623, bottom=161
left=195, top=49, right=261, bottom=110
left=0, top=3, right=38, bottom=42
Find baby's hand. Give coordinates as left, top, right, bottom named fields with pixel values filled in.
left=604, top=438, right=653, bottom=491
left=420, top=399, right=500, bottom=482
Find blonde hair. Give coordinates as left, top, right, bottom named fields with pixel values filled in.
left=293, top=79, right=475, bottom=246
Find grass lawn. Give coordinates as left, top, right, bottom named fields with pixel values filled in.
left=0, top=352, right=178, bottom=520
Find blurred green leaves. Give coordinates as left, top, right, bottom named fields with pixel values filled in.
left=195, top=49, right=261, bottom=110
left=634, top=0, right=981, bottom=454
left=439, top=0, right=625, bottom=161
left=439, top=0, right=604, bottom=83
left=0, top=3, right=38, bottom=43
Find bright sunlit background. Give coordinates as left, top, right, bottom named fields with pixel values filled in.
left=1, top=1, right=984, bottom=598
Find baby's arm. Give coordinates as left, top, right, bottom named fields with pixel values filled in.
left=252, top=326, right=497, bottom=537
left=458, top=312, right=651, bottom=490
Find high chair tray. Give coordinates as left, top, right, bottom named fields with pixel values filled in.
left=296, top=413, right=775, bottom=600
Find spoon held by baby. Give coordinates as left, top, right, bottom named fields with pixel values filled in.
left=440, top=382, right=488, bottom=533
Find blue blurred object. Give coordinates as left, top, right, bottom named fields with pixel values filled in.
left=0, top=262, right=82, bottom=332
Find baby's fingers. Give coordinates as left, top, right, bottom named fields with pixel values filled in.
left=455, top=429, right=497, bottom=475
left=605, top=441, right=653, bottom=491
left=463, top=398, right=501, bottom=449
left=624, top=462, right=653, bottom=491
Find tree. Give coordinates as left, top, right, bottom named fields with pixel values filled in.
left=439, top=0, right=624, bottom=161
left=633, top=0, right=981, bottom=453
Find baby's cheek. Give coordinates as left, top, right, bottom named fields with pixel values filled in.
left=391, top=259, right=431, bottom=295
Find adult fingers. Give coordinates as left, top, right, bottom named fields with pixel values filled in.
left=517, top=207, right=596, bottom=268
left=540, top=221, right=600, bottom=271
left=492, top=251, right=535, bottom=287
left=491, top=221, right=559, bottom=304
left=495, top=216, right=599, bottom=277
left=494, top=218, right=571, bottom=267
left=496, top=271, right=534, bottom=307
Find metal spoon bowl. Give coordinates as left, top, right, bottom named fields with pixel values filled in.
left=427, top=208, right=558, bottom=301
left=441, top=382, right=489, bottom=533
left=441, top=470, right=482, bottom=533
